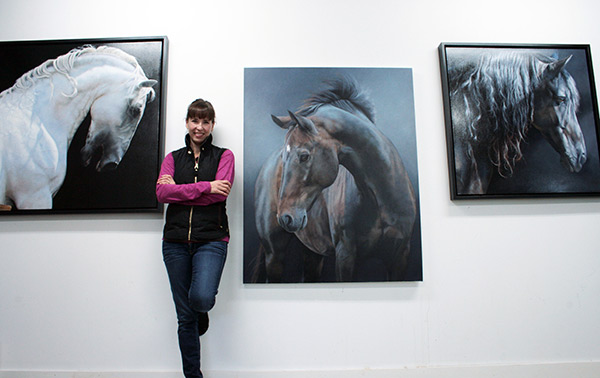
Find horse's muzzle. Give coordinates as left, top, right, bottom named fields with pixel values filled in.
left=562, top=150, right=587, bottom=173
left=81, top=144, right=121, bottom=172
left=98, top=161, right=119, bottom=172
left=277, top=211, right=308, bottom=233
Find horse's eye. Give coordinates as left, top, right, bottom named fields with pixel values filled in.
left=555, top=96, right=566, bottom=104
left=128, top=105, right=142, bottom=118
left=298, top=152, right=310, bottom=163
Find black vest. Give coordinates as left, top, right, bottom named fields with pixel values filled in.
left=162, top=135, right=229, bottom=242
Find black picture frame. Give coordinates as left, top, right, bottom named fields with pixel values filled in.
left=439, top=43, right=600, bottom=200
left=0, top=36, right=168, bottom=214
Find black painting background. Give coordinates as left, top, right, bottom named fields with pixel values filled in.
left=0, top=38, right=166, bottom=213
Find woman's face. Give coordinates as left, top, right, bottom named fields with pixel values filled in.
left=186, top=117, right=214, bottom=145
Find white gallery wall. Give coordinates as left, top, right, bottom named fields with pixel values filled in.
left=1, top=0, right=600, bottom=376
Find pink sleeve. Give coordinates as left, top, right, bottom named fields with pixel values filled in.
left=156, top=150, right=235, bottom=206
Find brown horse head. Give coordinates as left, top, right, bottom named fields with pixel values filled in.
left=271, top=111, right=339, bottom=233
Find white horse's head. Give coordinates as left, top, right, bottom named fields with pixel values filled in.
left=81, top=74, right=156, bottom=172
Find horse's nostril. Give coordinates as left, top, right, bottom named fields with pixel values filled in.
left=278, top=213, right=299, bottom=232
left=99, top=161, right=118, bottom=172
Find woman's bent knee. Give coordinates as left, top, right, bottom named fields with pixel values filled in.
left=189, top=294, right=216, bottom=313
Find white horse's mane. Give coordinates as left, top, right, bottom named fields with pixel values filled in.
left=0, top=45, right=142, bottom=100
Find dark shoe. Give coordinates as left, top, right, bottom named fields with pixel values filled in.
left=198, top=312, right=209, bottom=336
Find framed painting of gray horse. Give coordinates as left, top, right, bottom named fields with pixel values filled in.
left=0, top=36, right=168, bottom=214
left=439, top=43, right=600, bottom=199
left=244, top=68, right=422, bottom=283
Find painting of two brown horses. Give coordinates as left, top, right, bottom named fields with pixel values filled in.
left=244, top=68, right=422, bottom=283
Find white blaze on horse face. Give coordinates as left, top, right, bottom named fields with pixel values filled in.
left=278, top=143, right=312, bottom=232
left=278, top=127, right=338, bottom=235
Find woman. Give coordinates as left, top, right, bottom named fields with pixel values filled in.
left=156, top=99, right=234, bottom=378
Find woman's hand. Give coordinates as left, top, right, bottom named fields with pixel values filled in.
left=210, top=180, right=231, bottom=196
left=157, top=174, right=176, bottom=185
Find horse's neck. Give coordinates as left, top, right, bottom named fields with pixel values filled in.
left=39, top=89, right=89, bottom=148
left=33, top=65, right=111, bottom=146
left=321, top=108, right=405, bottom=202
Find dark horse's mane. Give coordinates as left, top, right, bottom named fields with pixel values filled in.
left=449, top=51, right=580, bottom=176
left=298, top=76, right=376, bottom=124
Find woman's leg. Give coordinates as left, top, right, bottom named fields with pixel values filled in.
left=162, top=241, right=203, bottom=378
left=189, top=241, right=228, bottom=314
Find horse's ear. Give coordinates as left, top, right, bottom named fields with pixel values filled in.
left=288, top=111, right=318, bottom=135
left=147, top=89, right=156, bottom=103
left=139, top=79, right=157, bottom=88
left=271, top=114, right=293, bottom=129
left=541, top=55, right=572, bottom=81
left=138, top=80, right=157, bottom=102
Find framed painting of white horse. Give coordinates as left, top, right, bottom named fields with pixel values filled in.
left=0, top=36, right=168, bottom=214
left=439, top=43, right=600, bottom=199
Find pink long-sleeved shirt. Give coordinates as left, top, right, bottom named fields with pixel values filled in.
left=156, top=149, right=235, bottom=206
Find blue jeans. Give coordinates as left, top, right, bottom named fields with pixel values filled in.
left=162, top=240, right=228, bottom=378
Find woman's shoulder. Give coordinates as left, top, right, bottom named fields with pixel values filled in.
left=209, top=143, right=233, bottom=156
left=170, top=145, right=191, bottom=158
left=219, top=148, right=234, bottom=160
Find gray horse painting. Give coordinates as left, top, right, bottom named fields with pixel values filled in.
left=440, top=45, right=600, bottom=198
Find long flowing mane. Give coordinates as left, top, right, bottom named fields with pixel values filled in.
left=0, top=45, right=143, bottom=101
left=450, top=51, right=580, bottom=176
left=298, top=77, right=376, bottom=124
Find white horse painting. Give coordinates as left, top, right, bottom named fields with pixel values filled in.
left=0, top=45, right=156, bottom=209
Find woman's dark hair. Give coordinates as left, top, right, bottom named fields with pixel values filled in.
left=186, top=98, right=215, bottom=122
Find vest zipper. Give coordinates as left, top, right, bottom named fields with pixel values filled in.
left=218, top=204, right=223, bottom=230
left=188, top=157, right=199, bottom=241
